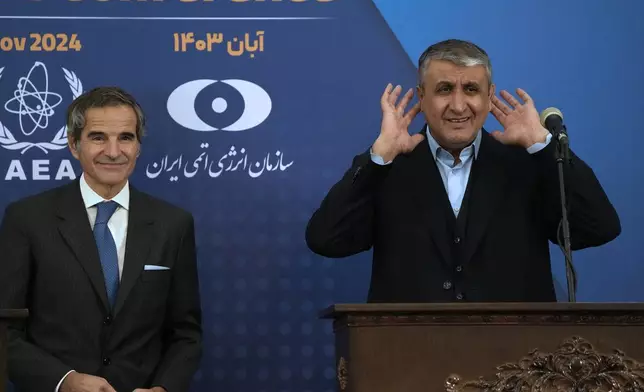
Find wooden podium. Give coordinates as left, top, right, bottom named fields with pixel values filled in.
left=0, top=310, right=28, bottom=392
left=321, top=303, right=644, bottom=392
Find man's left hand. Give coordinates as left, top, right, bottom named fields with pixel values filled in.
left=489, top=88, right=549, bottom=148
left=133, top=387, right=166, bottom=392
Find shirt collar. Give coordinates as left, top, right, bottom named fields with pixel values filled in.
left=79, top=173, right=130, bottom=210
left=425, top=125, right=482, bottom=160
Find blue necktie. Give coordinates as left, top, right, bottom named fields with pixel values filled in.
left=94, top=201, right=120, bottom=309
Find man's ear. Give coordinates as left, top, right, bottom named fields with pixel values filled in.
left=416, top=84, right=424, bottom=99
left=487, top=83, right=496, bottom=111
left=68, top=135, right=79, bottom=160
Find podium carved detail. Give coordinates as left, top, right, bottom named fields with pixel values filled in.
left=337, top=356, right=348, bottom=390
left=445, top=336, right=644, bottom=391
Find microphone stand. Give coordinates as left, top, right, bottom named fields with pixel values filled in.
left=554, top=125, right=577, bottom=302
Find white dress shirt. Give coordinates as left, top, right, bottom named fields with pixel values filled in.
left=54, top=173, right=130, bottom=392
left=79, top=173, right=130, bottom=279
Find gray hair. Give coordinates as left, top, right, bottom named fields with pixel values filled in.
left=417, top=39, right=492, bottom=88
left=66, top=86, right=146, bottom=143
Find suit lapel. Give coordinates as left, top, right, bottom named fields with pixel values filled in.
left=113, top=187, right=154, bottom=317
left=461, top=130, right=508, bottom=266
left=56, top=180, right=110, bottom=312
left=408, top=128, right=453, bottom=267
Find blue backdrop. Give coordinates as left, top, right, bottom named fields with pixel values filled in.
left=0, top=0, right=642, bottom=391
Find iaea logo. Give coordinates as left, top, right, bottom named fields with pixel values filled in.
left=0, top=61, right=83, bottom=154
left=167, top=79, right=272, bottom=132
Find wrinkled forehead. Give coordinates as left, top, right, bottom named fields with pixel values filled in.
left=423, top=60, right=489, bottom=87
left=83, top=106, right=137, bottom=132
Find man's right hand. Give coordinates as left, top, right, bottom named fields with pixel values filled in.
left=372, top=84, right=424, bottom=163
left=60, top=372, right=117, bottom=392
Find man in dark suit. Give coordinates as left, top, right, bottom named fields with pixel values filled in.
left=305, top=39, right=620, bottom=303
left=0, top=87, right=202, bottom=392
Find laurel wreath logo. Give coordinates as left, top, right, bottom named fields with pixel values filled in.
left=0, top=65, right=83, bottom=154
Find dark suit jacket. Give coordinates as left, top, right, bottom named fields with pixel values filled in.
left=0, top=179, right=202, bottom=392
left=305, top=128, right=621, bottom=302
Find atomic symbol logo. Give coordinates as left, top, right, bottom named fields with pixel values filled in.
left=0, top=61, right=84, bottom=154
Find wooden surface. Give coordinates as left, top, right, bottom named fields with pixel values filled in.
left=320, top=302, right=644, bottom=317
left=0, top=310, right=28, bottom=319
left=322, top=303, right=644, bottom=392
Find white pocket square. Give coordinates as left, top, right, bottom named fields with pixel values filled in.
left=144, top=265, right=170, bottom=271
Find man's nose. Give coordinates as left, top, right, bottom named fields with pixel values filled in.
left=449, top=91, right=467, bottom=113
left=103, top=140, right=120, bottom=158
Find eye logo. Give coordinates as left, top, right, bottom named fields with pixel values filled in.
left=167, top=79, right=272, bottom=132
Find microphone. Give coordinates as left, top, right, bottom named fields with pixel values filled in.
left=539, top=107, right=577, bottom=302
left=540, top=107, right=570, bottom=163
left=539, top=107, right=567, bottom=143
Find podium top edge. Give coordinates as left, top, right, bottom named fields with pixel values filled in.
left=0, top=309, right=29, bottom=319
left=318, top=302, right=644, bottom=318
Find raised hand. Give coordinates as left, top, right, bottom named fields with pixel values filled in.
left=489, top=88, right=549, bottom=148
left=372, top=84, right=424, bottom=163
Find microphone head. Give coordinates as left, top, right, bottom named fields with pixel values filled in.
left=539, top=107, right=563, bottom=128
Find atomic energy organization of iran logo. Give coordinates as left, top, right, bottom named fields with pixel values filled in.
left=0, top=61, right=83, bottom=154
